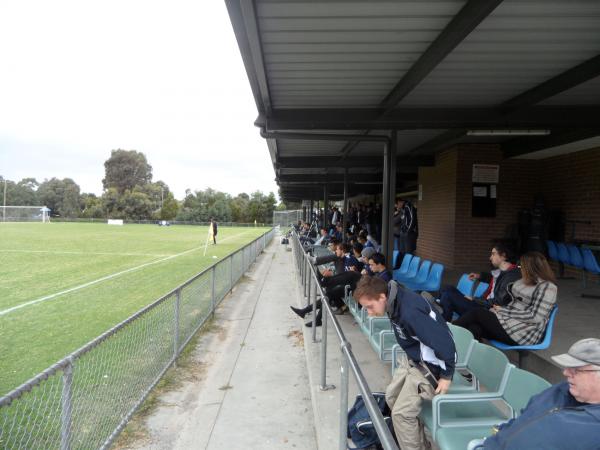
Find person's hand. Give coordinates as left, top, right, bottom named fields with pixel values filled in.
left=435, top=378, right=451, bottom=395
left=361, top=269, right=367, bottom=275
left=467, top=272, right=480, bottom=280
left=323, top=269, right=333, bottom=277
left=491, top=304, right=501, bottom=312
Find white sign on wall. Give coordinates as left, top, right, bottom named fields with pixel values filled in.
left=472, top=164, right=499, bottom=183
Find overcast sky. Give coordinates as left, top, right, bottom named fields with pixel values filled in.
left=0, top=0, right=278, bottom=200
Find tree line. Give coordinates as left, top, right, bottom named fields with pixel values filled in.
left=1, top=149, right=277, bottom=224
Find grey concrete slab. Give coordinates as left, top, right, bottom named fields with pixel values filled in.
left=133, top=238, right=316, bottom=450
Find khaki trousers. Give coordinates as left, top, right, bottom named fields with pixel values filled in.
left=385, top=363, right=435, bottom=450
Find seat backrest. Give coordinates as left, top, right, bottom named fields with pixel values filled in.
left=567, top=245, right=584, bottom=268
left=404, top=256, right=421, bottom=278
left=539, top=306, right=558, bottom=346
left=413, top=260, right=432, bottom=284
left=557, top=242, right=570, bottom=264
left=392, top=250, right=399, bottom=268
left=546, top=240, right=558, bottom=261
left=448, top=323, right=474, bottom=366
left=467, top=342, right=510, bottom=392
left=582, top=248, right=600, bottom=274
left=473, top=281, right=489, bottom=298
left=398, top=253, right=413, bottom=274
left=456, top=273, right=475, bottom=296
left=503, top=367, right=551, bottom=417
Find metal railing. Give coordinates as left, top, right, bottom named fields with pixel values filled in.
left=290, top=232, right=399, bottom=450
left=0, top=228, right=276, bottom=450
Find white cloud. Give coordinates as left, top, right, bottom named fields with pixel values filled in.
left=0, top=0, right=277, bottom=199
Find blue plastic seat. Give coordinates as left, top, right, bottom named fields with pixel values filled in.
left=582, top=248, right=600, bottom=275
left=392, top=253, right=413, bottom=279
left=546, top=240, right=558, bottom=261
left=556, top=242, right=570, bottom=265
left=405, top=262, right=444, bottom=292
left=394, top=256, right=420, bottom=283
left=489, top=306, right=558, bottom=366
left=401, top=260, right=432, bottom=289
left=392, top=250, right=399, bottom=268
left=473, top=281, right=489, bottom=298
left=567, top=244, right=586, bottom=286
left=580, top=248, right=600, bottom=298
left=456, top=274, right=475, bottom=297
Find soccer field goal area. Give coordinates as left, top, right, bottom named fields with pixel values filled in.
left=1, top=206, right=50, bottom=223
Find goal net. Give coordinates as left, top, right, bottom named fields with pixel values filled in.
left=0, top=206, right=50, bottom=223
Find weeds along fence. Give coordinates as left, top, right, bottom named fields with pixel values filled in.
left=0, top=228, right=276, bottom=450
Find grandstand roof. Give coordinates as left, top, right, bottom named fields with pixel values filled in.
left=226, top=0, right=600, bottom=201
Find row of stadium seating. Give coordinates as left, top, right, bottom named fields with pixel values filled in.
left=547, top=240, right=600, bottom=298
left=392, top=254, right=446, bottom=293
left=342, top=286, right=551, bottom=450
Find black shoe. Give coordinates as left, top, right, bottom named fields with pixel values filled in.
left=290, top=306, right=308, bottom=319
left=305, top=319, right=322, bottom=327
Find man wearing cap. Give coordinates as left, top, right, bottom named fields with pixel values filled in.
left=471, top=338, right=600, bottom=449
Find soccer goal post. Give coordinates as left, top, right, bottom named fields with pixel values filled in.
left=0, top=206, right=50, bottom=223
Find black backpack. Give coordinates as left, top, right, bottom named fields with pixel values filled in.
left=347, top=392, right=396, bottom=449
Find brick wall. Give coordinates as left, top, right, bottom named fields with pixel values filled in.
left=453, top=145, right=539, bottom=271
left=416, top=145, right=600, bottom=273
left=417, top=150, right=458, bottom=267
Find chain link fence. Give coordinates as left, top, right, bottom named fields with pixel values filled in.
left=0, top=228, right=275, bottom=450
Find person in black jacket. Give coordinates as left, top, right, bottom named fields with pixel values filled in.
left=439, top=240, right=521, bottom=322
left=290, top=242, right=361, bottom=326
left=354, top=276, right=456, bottom=450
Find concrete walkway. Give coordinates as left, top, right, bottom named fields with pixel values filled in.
left=134, top=238, right=317, bottom=449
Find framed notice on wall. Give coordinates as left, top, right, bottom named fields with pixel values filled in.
left=472, top=164, right=499, bottom=217
left=472, top=164, right=499, bottom=183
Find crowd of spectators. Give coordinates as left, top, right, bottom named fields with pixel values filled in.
left=291, top=198, right=599, bottom=450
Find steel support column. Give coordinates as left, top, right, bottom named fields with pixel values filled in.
left=342, top=168, right=348, bottom=242
left=323, top=184, right=329, bottom=230
left=381, top=134, right=397, bottom=269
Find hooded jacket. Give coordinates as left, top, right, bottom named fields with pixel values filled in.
left=386, top=281, right=456, bottom=379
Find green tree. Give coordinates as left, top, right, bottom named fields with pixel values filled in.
left=37, top=178, right=81, bottom=217
left=102, top=149, right=152, bottom=194
left=160, top=192, right=179, bottom=220
left=0, top=177, right=39, bottom=206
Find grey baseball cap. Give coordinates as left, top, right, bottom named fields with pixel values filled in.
left=361, top=247, right=376, bottom=259
left=551, top=338, right=600, bottom=368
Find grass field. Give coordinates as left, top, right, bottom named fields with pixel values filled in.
left=0, top=222, right=270, bottom=396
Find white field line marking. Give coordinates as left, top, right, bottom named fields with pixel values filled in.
left=0, top=249, right=171, bottom=257
left=0, top=231, right=251, bottom=317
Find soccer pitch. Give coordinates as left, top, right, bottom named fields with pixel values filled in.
left=0, top=222, right=271, bottom=396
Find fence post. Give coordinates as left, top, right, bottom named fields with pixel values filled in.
left=230, top=255, right=234, bottom=293
left=61, top=358, right=74, bottom=450
left=174, top=289, right=181, bottom=365
left=338, top=348, right=350, bottom=450
left=211, top=265, right=216, bottom=313
left=319, top=305, right=330, bottom=388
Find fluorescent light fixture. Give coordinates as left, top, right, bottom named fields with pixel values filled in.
left=467, top=129, right=551, bottom=136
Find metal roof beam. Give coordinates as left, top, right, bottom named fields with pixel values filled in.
left=264, top=106, right=600, bottom=130
left=276, top=155, right=433, bottom=169
left=502, top=128, right=600, bottom=158
left=379, top=0, right=504, bottom=112
left=501, top=54, right=600, bottom=113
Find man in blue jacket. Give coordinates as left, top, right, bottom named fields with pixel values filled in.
left=354, top=276, right=456, bottom=450
left=471, top=337, right=600, bottom=449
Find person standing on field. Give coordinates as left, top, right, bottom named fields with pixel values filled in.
left=210, top=217, right=218, bottom=244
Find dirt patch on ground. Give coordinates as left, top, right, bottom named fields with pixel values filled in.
left=288, top=328, right=304, bottom=347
